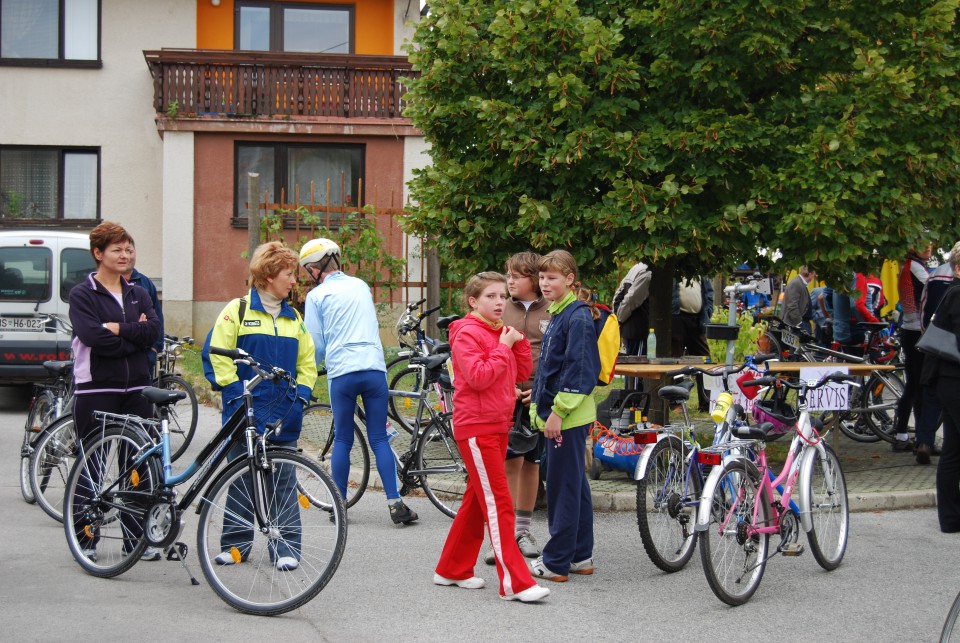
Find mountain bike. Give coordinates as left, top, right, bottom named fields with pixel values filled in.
left=779, top=319, right=904, bottom=443
left=62, top=346, right=347, bottom=616
left=387, top=298, right=459, bottom=433
left=304, top=350, right=466, bottom=517
left=695, top=371, right=854, bottom=606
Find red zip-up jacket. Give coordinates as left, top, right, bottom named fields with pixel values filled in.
left=449, top=314, right=532, bottom=440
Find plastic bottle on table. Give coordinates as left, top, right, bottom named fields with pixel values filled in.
left=646, top=328, right=657, bottom=360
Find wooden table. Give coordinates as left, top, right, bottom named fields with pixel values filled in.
left=613, top=361, right=897, bottom=424
left=615, top=361, right=896, bottom=379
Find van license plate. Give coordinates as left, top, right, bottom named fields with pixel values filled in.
left=0, top=317, right=47, bottom=331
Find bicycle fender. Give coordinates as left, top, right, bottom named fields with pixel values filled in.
left=633, top=434, right=682, bottom=481
left=797, top=442, right=828, bottom=533
left=694, top=458, right=761, bottom=532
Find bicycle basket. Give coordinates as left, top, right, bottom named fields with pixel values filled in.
left=751, top=398, right=796, bottom=439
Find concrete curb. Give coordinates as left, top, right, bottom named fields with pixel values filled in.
left=590, top=488, right=938, bottom=514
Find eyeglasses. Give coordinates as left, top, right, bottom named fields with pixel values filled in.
left=506, top=273, right=530, bottom=281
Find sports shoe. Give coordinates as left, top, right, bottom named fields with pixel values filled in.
left=141, top=547, right=162, bottom=561
left=916, top=443, right=932, bottom=465
left=516, top=532, right=541, bottom=558
left=214, top=551, right=240, bottom=565
left=530, top=556, right=568, bottom=582
left=892, top=437, right=916, bottom=453
left=276, top=556, right=299, bottom=571
left=501, top=584, right=551, bottom=603
left=82, top=548, right=97, bottom=562
left=569, top=557, right=595, bottom=575
left=389, top=500, right=419, bottom=525
left=484, top=549, right=496, bottom=565
left=433, top=573, right=486, bottom=589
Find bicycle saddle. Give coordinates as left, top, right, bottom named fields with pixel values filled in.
left=437, top=315, right=461, bottom=331
left=657, top=380, right=695, bottom=403
left=432, top=342, right=451, bottom=354
left=42, top=360, right=73, bottom=376
left=856, top=321, right=889, bottom=332
left=411, top=353, right=450, bottom=371
left=733, top=422, right=776, bottom=440
left=141, top=386, right=187, bottom=405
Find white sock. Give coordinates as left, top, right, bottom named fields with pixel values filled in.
left=896, top=433, right=909, bottom=441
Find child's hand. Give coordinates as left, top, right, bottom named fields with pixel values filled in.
left=543, top=412, right=562, bottom=439
left=500, top=325, right=522, bottom=347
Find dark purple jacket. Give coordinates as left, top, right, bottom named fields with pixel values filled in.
left=69, top=273, right=161, bottom=394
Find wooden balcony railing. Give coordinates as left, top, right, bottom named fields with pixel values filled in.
left=143, top=49, right=418, bottom=120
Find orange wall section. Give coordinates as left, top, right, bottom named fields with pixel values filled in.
left=197, top=0, right=395, bottom=54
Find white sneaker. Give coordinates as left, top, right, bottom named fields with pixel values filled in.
left=530, top=556, right=568, bottom=582
left=141, top=547, right=162, bottom=561
left=516, top=532, right=541, bottom=558
left=214, top=551, right=238, bottom=565
left=433, top=573, right=486, bottom=589
left=82, top=548, right=97, bottom=562
left=276, top=556, right=299, bottom=571
left=569, top=557, right=595, bottom=575
left=501, top=584, right=550, bottom=602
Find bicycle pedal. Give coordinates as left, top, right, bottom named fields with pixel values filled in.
left=167, top=541, right=188, bottom=561
left=780, top=543, right=805, bottom=557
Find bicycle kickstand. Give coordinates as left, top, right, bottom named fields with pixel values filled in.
left=166, top=541, right=201, bottom=586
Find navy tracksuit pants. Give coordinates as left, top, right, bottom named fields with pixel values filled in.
left=541, top=423, right=594, bottom=575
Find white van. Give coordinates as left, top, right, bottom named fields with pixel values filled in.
left=0, top=230, right=95, bottom=383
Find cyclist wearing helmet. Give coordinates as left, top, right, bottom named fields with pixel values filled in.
left=300, top=238, right=418, bottom=524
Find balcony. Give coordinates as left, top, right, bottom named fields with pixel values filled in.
left=143, top=49, right=419, bottom=131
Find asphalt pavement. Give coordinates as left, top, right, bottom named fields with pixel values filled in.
left=2, top=385, right=956, bottom=642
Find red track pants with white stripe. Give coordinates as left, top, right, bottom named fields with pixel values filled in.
left=435, top=433, right=537, bottom=597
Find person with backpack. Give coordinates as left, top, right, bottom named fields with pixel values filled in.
left=434, top=272, right=549, bottom=603
left=205, top=241, right=317, bottom=571
left=299, top=238, right=419, bottom=525
left=529, top=250, right=600, bottom=583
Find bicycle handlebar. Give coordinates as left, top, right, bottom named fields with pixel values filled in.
left=665, top=353, right=779, bottom=379
left=740, top=371, right=859, bottom=390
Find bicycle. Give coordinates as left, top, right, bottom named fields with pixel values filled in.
left=303, top=350, right=466, bottom=517
left=635, top=354, right=785, bottom=573
left=778, top=319, right=904, bottom=443
left=62, top=346, right=347, bottom=616
left=387, top=298, right=459, bottom=433
left=942, top=590, right=960, bottom=642
left=152, top=334, right=199, bottom=460
left=694, top=371, right=854, bottom=606
left=21, top=357, right=74, bottom=506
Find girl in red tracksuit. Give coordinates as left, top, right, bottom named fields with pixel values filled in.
left=433, top=272, right=550, bottom=603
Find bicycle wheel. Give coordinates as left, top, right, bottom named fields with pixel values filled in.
left=699, top=459, right=770, bottom=606
left=197, top=449, right=347, bottom=616
left=300, top=403, right=370, bottom=508
left=156, top=374, right=198, bottom=461
left=941, top=590, right=960, bottom=642
left=804, top=445, right=849, bottom=570
left=862, top=371, right=904, bottom=443
left=831, top=377, right=881, bottom=443
left=63, top=425, right=159, bottom=578
left=636, top=438, right=700, bottom=573
left=388, top=365, right=430, bottom=434
left=417, top=412, right=466, bottom=518
left=756, top=330, right=783, bottom=359
left=21, top=390, right=57, bottom=503
left=30, top=416, right=78, bottom=522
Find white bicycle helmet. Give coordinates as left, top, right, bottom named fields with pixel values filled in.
left=299, top=238, right=341, bottom=272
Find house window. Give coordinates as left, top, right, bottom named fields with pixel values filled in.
left=236, top=2, right=353, bottom=54
left=0, top=0, right=100, bottom=66
left=0, top=147, right=100, bottom=223
left=235, top=142, right=363, bottom=224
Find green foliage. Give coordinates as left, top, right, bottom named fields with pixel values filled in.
left=707, top=310, right=764, bottom=364
left=256, top=206, right=406, bottom=306
left=165, top=100, right=180, bottom=120
left=403, top=0, right=960, bottom=290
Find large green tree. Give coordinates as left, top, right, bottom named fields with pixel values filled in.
left=403, top=0, right=960, bottom=306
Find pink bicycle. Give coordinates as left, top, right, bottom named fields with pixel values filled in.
left=694, top=371, right=854, bottom=605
